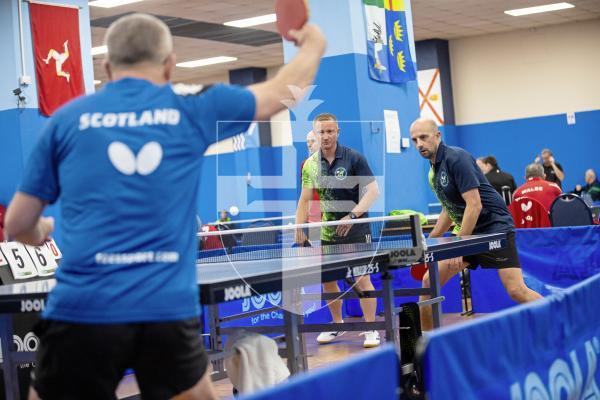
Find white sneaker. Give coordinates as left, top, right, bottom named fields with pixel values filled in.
left=360, top=330, right=380, bottom=348
left=316, top=330, right=346, bottom=344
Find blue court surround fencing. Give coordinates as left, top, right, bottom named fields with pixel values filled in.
left=471, top=225, right=600, bottom=312
left=422, top=271, right=600, bottom=399
left=239, top=345, right=401, bottom=400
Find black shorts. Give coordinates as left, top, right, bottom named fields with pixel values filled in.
left=463, top=231, right=520, bottom=270
left=321, top=232, right=372, bottom=246
left=32, top=318, right=208, bottom=400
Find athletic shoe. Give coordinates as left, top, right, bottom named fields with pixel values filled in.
left=360, top=330, right=380, bottom=348
left=316, top=330, right=346, bottom=344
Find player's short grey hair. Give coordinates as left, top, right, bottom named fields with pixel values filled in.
left=525, top=163, right=545, bottom=179
left=104, top=13, right=173, bottom=68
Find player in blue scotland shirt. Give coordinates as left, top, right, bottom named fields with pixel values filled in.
left=410, top=117, right=542, bottom=331
left=5, top=13, right=326, bottom=399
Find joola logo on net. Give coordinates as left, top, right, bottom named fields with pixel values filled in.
left=21, top=299, right=45, bottom=312
left=224, top=285, right=251, bottom=301
left=509, top=336, right=600, bottom=399
left=391, top=249, right=416, bottom=258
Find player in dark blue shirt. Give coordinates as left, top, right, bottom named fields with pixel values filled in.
left=4, top=13, right=326, bottom=399
left=410, top=117, right=542, bottom=331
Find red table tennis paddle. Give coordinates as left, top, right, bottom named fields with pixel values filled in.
left=275, top=0, right=309, bottom=43
left=410, top=263, right=428, bottom=281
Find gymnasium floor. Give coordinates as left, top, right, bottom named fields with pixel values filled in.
left=114, top=313, right=477, bottom=399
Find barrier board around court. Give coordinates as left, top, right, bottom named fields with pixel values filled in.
left=421, top=272, right=600, bottom=400
left=239, top=345, right=401, bottom=400
left=471, top=225, right=600, bottom=313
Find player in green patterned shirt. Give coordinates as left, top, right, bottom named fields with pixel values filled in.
left=296, top=113, right=381, bottom=347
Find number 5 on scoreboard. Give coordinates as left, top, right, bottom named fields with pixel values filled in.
left=0, top=242, right=38, bottom=279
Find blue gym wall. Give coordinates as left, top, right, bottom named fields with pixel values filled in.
left=444, top=109, right=600, bottom=192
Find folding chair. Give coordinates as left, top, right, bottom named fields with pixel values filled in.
left=549, top=193, right=594, bottom=227
left=501, top=185, right=513, bottom=205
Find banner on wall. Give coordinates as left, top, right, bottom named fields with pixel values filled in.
left=418, top=68, right=444, bottom=125
left=29, top=2, right=85, bottom=116
left=363, top=0, right=416, bottom=84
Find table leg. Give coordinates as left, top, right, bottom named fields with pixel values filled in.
left=283, top=309, right=303, bottom=374
left=382, top=272, right=400, bottom=345
left=207, top=304, right=226, bottom=377
left=429, top=262, right=442, bottom=328
left=282, top=289, right=305, bottom=374
left=0, top=315, right=19, bottom=400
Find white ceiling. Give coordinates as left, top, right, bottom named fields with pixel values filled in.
left=89, top=0, right=600, bottom=85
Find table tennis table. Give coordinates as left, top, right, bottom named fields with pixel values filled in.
left=0, top=222, right=506, bottom=400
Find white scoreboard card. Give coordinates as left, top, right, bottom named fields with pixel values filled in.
left=45, top=239, right=62, bottom=260
left=0, top=247, right=7, bottom=266
left=0, top=242, right=38, bottom=280
left=26, top=244, right=57, bottom=276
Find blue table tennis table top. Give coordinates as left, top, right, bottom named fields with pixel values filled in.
left=0, top=232, right=506, bottom=308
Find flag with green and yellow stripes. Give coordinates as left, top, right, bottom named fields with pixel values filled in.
left=363, top=0, right=416, bottom=83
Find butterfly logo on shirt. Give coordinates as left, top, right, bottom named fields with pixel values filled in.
left=520, top=201, right=533, bottom=212
left=107, top=141, right=163, bottom=176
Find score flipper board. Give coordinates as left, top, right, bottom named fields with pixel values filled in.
left=0, top=242, right=38, bottom=280
left=25, top=245, right=57, bottom=276
left=0, top=246, right=7, bottom=266
left=45, top=239, right=62, bottom=260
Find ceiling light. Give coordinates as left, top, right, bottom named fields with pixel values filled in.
left=89, top=0, right=143, bottom=8
left=223, top=14, right=277, bottom=28
left=91, top=45, right=108, bottom=56
left=93, top=80, right=102, bottom=85
left=176, top=56, right=238, bottom=68
left=504, top=2, right=574, bottom=16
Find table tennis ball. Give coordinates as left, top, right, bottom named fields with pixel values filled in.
left=229, top=206, right=239, bottom=216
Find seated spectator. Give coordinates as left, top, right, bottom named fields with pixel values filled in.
left=535, top=148, right=564, bottom=189
left=513, top=163, right=562, bottom=211
left=477, top=156, right=517, bottom=195
left=216, top=209, right=231, bottom=224
left=573, top=169, right=600, bottom=202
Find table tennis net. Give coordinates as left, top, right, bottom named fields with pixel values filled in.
left=205, top=215, right=296, bottom=230
left=197, top=215, right=424, bottom=264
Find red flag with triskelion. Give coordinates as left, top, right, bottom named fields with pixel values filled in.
left=30, top=2, right=85, bottom=116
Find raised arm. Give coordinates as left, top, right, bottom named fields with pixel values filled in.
left=249, top=24, right=326, bottom=120
left=551, top=160, right=564, bottom=182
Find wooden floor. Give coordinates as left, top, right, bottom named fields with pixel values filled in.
left=115, top=313, right=480, bottom=399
